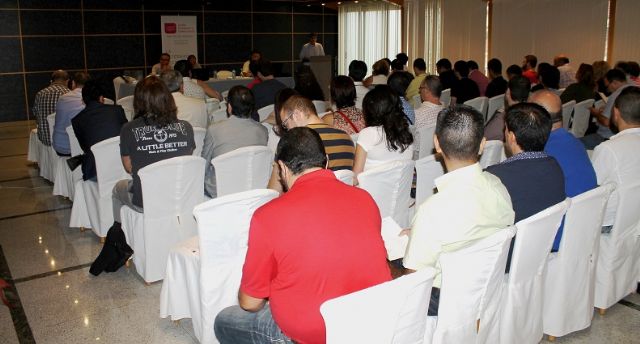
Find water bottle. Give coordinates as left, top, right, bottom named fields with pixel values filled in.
left=213, top=70, right=218, bottom=79
left=232, top=69, right=236, bottom=79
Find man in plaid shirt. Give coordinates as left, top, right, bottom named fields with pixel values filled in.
left=33, top=70, right=70, bottom=145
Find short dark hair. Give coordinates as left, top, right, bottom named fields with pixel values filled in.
left=487, top=58, right=502, bottom=75
left=628, top=61, right=640, bottom=78
left=505, top=102, right=552, bottom=152
left=614, top=86, right=640, bottom=125
left=436, top=58, right=452, bottom=70
left=387, top=71, right=414, bottom=98
left=467, top=60, right=479, bottom=70
left=348, top=60, right=367, bottom=81
left=391, top=59, right=404, bottom=72
left=606, top=68, right=627, bottom=83
left=537, top=63, right=560, bottom=89
left=506, top=64, right=523, bottom=78
left=396, top=53, right=409, bottom=65
left=422, top=75, right=443, bottom=98
left=576, top=63, right=595, bottom=87
left=259, top=59, right=274, bottom=77
left=72, top=72, right=91, bottom=87
left=508, top=76, right=531, bottom=102
left=275, top=127, right=327, bottom=175
left=330, top=75, right=356, bottom=109
left=435, top=105, right=485, bottom=161
left=454, top=60, right=470, bottom=78
left=525, top=55, right=538, bottom=68
left=228, top=85, right=255, bottom=119
left=173, top=60, right=192, bottom=78
left=413, top=58, right=426, bottom=71
left=81, top=79, right=103, bottom=103
left=615, top=61, right=631, bottom=75
left=308, top=32, right=317, bottom=39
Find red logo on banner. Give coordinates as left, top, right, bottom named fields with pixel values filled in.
left=164, top=23, right=177, bottom=34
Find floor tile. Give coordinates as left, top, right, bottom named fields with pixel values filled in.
left=0, top=307, right=20, bottom=344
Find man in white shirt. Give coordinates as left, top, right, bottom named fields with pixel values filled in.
left=299, top=32, right=324, bottom=61
left=591, top=86, right=640, bottom=229
left=160, top=70, right=207, bottom=128
left=554, top=55, right=576, bottom=89
left=348, top=60, right=369, bottom=110
left=413, top=75, right=444, bottom=155
left=151, top=53, right=172, bottom=76
left=403, top=105, right=515, bottom=316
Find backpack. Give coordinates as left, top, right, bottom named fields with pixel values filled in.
left=89, top=223, right=133, bottom=276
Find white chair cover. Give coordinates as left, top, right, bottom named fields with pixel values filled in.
left=27, top=128, right=39, bottom=163
left=594, top=99, right=605, bottom=110
left=257, top=104, right=274, bottom=122
left=312, top=100, right=328, bottom=114
left=500, top=199, right=570, bottom=344
left=543, top=184, right=613, bottom=338
left=570, top=99, right=594, bottom=138
left=261, top=123, right=280, bottom=154
left=424, top=227, right=516, bottom=344
left=209, top=107, right=227, bottom=124
left=65, top=127, right=91, bottom=228
left=561, top=100, right=576, bottom=130
left=350, top=133, right=359, bottom=146
left=321, top=268, right=436, bottom=344
left=358, top=159, right=415, bottom=228
left=52, top=126, right=83, bottom=199
left=479, top=140, right=504, bottom=169
left=486, top=94, right=504, bottom=124
left=113, top=77, right=126, bottom=101
left=463, top=96, right=489, bottom=118
left=594, top=181, right=640, bottom=310
left=39, top=113, right=58, bottom=182
left=160, top=236, right=199, bottom=330
left=417, top=125, right=436, bottom=159
left=118, top=95, right=134, bottom=121
left=211, top=146, right=273, bottom=197
left=333, top=169, right=354, bottom=185
left=193, top=127, right=206, bottom=157
left=121, top=156, right=205, bottom=283
left=103, top=98, right=115, bottom=105
left=414, top=154, right=445, bottom=208
left=440, top=89, right=451, bottom=107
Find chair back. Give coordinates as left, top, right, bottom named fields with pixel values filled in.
left=313, top=100, right=327, bottom=114
left=479, top=140, right=504, bottom=169
left=194, top=189, right=279, bottom=344
left=209, top=107, right=227, bottom=124
left=91, top=137, right=129, bottom=198
left=570, top=99, right=594, bottom=138
left=257, top=104, right=274, bottom=122
left=113, top=77, right=126, bottom=101
left=46, top=113, right=56, bottom=142
left=415, top=155, right=445, bottom=208
left=561, top=100, right=576, bottom=130
left=432, top=228, right=516, bottom=344
left=103, top=98, right=115, bottom=105
left=65, top=126, right=83, bottom=157
left=334, top=169, right=354, bottom=185
left=486, top=94, right=504, bottom=124
left=321, top=268, right=437, bottom=344
left=610, top=181, right=640, bottom=240
left=417, top=125, right=436, bottom=159
left=350, top=133, right=359, bottom=146
left=192, top=127, right=206, bottom=157
left=261, top=122, right=280, bottom=154
left=594, top=99, right=605, bottom=110
left=463, top=96, right=489, bottom=118
left=440, top=89, right=451, bottom=107
left=118, top=95, right=134, bottom=121
left=212, top=146, right=274, bottom=197
left=358, top=159, right=415, bottom=228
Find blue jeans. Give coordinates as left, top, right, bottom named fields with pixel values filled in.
left=214, top=304, right=294, bottom=344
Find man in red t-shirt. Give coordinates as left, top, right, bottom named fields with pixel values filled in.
left=522, top=54, right=539, bottom=85
left=214, top=127, right=391, bottom=344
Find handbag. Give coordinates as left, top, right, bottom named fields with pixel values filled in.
left=89, top=223, right=134, bottom=276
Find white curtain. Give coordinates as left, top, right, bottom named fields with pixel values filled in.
left=404, top=0, right=442, bottom=74
left=441, top=0, right=487, bottom=69
left=338, top=1, right=402, bottom=75
left=612, top=0, right=640, bottom=63
left=491, top=0, right=608, bottom=70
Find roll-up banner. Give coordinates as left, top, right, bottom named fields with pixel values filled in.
left=161, top=16, right=197, bottom=62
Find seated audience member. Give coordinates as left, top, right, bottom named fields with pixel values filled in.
left=264, top=88, right=298, bottom=127
left=591, top=87, right=640, bottom=231
left=348, top=60, right=369, bottom=110
left=187, top=54, right=202, bottom=69
left=486, top=58, right=508, bottom=98
left=436, top=58, right=458, bottom=92
left=452, top=60, right=480, bottom=104
left=214, top=127, right=391, bottom=344
left=593, top=60, right=612, bottom=98
left=414, top=75, right=444, bottom=155
left=173, top=60, right=222, bottom=101
left=53, top=72, right=90, bottom=156
left=202, top=86, right=268, bottom=198
left=484, top=75, right=531, bottom=141
left=531, top=63, right=561, bottom=94
left=506, top=64, right=523, bottom=81
left=628, top=61, right=640, bottom=86
left=151, top=53, right=172, bottom=76
left=322, top=76, right=365, bottom=135
left=110, top=76, right=195, bottom=228
left=522, top=54, right=539, bottom=84
left=246, top=61, right=262, bottom=89
left=582, top=68, right=638, bottom=149
left=554, top=54, right=576, bottom=89
left=531, top=89, right=597, bottom=251
left=560, top=63, right=596, bottom=104
left=294, top=64, right=325, bottom=101
left=468, top=60, right=489, bottom=96
left=406, top=58, right=428, bottom=107
left=615, top=61, right=632, bottom=81
left=363, top=59, right=391, bottom=87
left=388, top=71, right=416, bottom=124
left=241, top=50, right=261, bottom=77
left=160, top=70, right=208, bottom=128
left=71, top=80, right=127, bottom=181
left=396, top=52, right=409, bottom=71
left=391, top=59, right=405, bottom=73
left=252, top=60, right=288, bottom=110
left=403, top=105, right=515, bottom=315
left=353, top=85, right=414, bottom=183
left=34, top=70, right=70, bottom=146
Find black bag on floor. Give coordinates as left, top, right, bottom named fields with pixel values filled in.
left=89, top=223, right=133, bottom=276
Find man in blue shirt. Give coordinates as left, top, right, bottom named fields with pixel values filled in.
left=531, top=89, right=597, bottom=251
left=52, top=72, right=90, bottom=156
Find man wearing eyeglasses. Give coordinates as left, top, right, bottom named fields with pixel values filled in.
left=151, top=53, right=172, bottom=76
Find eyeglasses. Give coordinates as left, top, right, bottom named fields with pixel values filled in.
left=281, top=111, right=295, bottom=129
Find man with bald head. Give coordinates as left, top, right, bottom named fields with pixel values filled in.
left=532, top=89, right=596, bottom=250
left=33, top=70, right=70, bottom=146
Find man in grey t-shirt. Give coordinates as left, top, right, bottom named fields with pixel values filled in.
left=202, top=86, right=268, bottom=197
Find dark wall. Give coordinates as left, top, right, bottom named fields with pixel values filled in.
left=0, top=0, right=338, bottom=122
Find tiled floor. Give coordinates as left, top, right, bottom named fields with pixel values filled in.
left=0, top=120, right=638, bottom=343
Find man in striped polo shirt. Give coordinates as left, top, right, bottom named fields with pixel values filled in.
left=268, top=95, right=354, bottom=192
